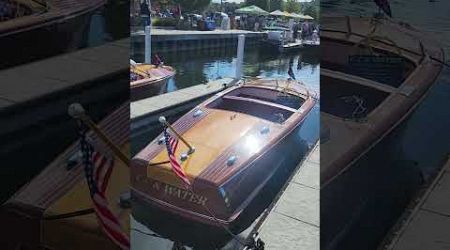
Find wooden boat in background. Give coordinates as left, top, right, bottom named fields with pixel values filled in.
left=0, top=0, right=106, bottom=68
left=1, top=104, right=129, bottom=249
left=130, top=62, right=176, bottom=101
left=320, top=16, right=444, bottom=186
left=131, top=79, right=316, bottom=237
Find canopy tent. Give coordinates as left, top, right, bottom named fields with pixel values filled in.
left=302, top=15, right=314, bottom=20
left=289, top=13, right=304, bottom=19
left=270, top=10, right=286, bottom=17
left=235, top=5, right=269, bottom=16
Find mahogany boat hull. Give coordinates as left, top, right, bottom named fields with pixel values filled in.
left=131, top=79, right=317, bottom=245
left=130, top=64, right=176, bottom=101
left=0, top=0, right=105, bottom=69
left=132, top=123, right=312, bottom=248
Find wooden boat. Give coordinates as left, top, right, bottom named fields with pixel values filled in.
left=0, top=0, right=105, bottom=69
left=320, top=16, right=444, bottom=186
left=1, top=103, right=129, bottom=249
left=131, top=79, right=317, bottom=236
left=130, top=63, right=176, bottom=101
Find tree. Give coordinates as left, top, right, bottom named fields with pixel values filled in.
left=269, top=0, right=283, bottom=11
left=284, top=0, right=301, bottom=13
left=300, top=0, right=319, bottom=20
left=171, top=0, right=211, bottom=13
left=244, top=0, right=270, bottom=11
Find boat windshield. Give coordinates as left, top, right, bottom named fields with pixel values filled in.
left=228, top=87, right=304, bottom=109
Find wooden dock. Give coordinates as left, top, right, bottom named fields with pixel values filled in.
left=131, top=28, right=266, bottom=55
left=0, top=39, right=128, bottom=196
left=245, top=143, right=320, bottom=250
left=0, top=38, right=128, bottom=112
left=380, top=155, right=450, bottom=250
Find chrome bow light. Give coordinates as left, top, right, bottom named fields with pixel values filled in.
left=227, top=155, right=237, bottom=166
left=260, top=126, right=270, bottom=134
left=193, top=109, right=203, bottom=117
left=180, top=153, right=188, bottom=161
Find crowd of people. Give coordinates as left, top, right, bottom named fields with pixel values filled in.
left=133, top=1, right=319, bottom=42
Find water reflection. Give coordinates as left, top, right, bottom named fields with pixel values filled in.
left=133, top=47, right=320, bottom=94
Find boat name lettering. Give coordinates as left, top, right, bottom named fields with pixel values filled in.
left=162, top=184, right=208, bottom=206
left=147, top=181, right=208, bottom=206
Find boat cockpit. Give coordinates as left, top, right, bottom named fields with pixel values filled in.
left=207, top=86, right=305, bottom=124
left=321, top=37, right=417, bottom=121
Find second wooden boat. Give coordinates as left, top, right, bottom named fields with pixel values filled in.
left=130, top=62, right=176, bottom=101
left=0, top=0, right=106, bottom=68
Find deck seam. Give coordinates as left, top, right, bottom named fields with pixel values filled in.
left=272, top=210, right=320, bottom=228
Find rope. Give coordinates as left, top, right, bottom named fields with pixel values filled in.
left=43, top=208, right=95, bottom=220
left=131, top=228, right=166, bottom=239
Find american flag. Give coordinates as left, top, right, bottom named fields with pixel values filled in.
left=163, top=126, right=191, bottom=186
left=79, top=130, right=130, bottom=250
left=374, top=0, right=392, bottom=17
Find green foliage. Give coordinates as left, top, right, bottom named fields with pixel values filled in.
left=152, top=17, right=179, bottom=26
left=283, top=0, right=301, bottom=13
left=172, top=0, right=211, bottom=12
left=152, top=0, right=211, bottom=13
left=244, top=0, right=270, bottom=11
left=269, top=0, right=283, bottom=11
left=300, top=0, right=319, bottom=20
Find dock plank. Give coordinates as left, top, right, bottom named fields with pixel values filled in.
left=130, top=78, right=235, bottom=120
left=385, top=156, right=450, bottom=250
left=0, top=38, right=129, bottom=110
left=258, top=144, right=320, bottom=250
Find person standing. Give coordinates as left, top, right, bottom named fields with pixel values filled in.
left=293, top=22, right=299, bottom=41
left=140, top=0, right=151, bottom=27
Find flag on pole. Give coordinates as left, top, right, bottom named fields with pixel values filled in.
left=374, top=0, right=392, bottom=17
left=79, top=130, right=130, bottom=250
left=163, top=126, right=191, bottom=186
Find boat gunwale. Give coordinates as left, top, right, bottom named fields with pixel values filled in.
left=320, top=29, right=428, bottom=66
left=321, top=57, right=443, bottom=186
left=0, top=0, right=106, bottom=37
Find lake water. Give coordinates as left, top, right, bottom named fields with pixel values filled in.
left=321, top=1, right=450, bottom=249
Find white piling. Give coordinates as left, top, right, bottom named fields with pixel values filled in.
left=235, top=34, right=245, bottom=80
left=145, top=25, right=152, bottom=64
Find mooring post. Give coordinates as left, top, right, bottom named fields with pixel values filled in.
left=145, top=25, right=151, bottom=64
left=235, top=34, right=245, bottom=80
